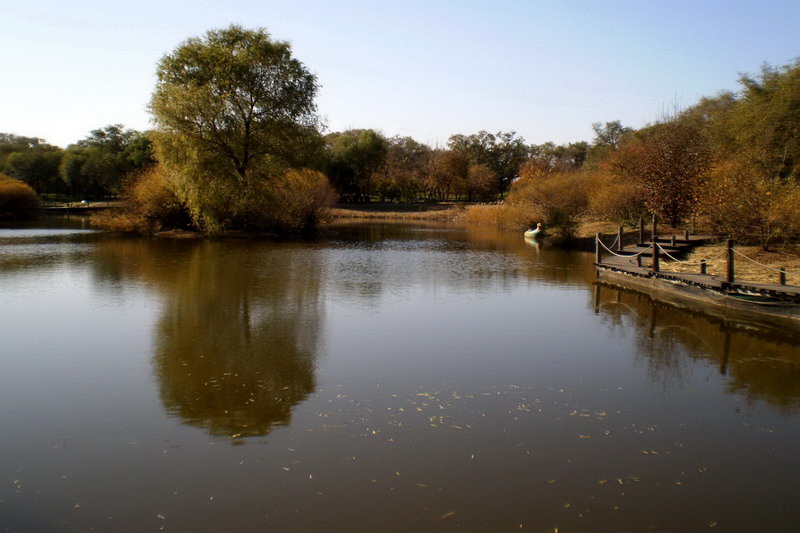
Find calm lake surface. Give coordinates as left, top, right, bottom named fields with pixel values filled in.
left=1, top=216, right=799, bottom=532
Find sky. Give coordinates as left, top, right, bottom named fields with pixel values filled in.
left=1, top=0, right=798, bottom=149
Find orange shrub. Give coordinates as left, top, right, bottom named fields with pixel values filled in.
left=587, top=170, right=648, bottom=225
left=505, top=169, right=590, bottom=242
left=91, top=166, right=191, bottom=232
left=263, top=168, right=338, bottom=231
left=0, top=173, right=40, bottom=217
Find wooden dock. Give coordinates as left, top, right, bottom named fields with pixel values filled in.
left=594, top=226, right=800, bottom=325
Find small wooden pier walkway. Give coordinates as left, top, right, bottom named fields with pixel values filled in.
left=594, top=224, right=800, bottom=305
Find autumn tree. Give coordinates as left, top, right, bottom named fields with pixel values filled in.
left=464, top=164, right=498, bottom=201
left=373, top=136, right=430, bottom=202
left=149, top=25, right=326, bottom=231
left=428, top=149, right=468, bottom=201
left=696, top=60, right=800, bottom=248
left=585, top=120, right=633, bottom=168
left=448, top=131, right=529, bottom=196
left=617, top=119, right=712, bottom=227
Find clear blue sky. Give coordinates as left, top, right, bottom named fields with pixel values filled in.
left=2, top=0, right=798, bottom=148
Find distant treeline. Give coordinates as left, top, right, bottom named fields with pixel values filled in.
left=0, top=124, right=592, bottom=203
left=2, top=24, right=798, bottom=242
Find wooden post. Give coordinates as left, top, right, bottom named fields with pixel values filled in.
left=700, top=259, right=707, bottom=275
left=683, top=229, right=689, bottom=241
left=652, top=240, right=660, bottom=273
left=636, top=254, right=642, bottom=267
left=638, top=217, right=645, bottom=246
left=651, top=214, right=658, bottom=245
left=617, top=226, right=624, bottom=251
left=595, top=233, right=602, bottom=265
left=671, top=234, right=676, bottom=247
left=780, top=268, right=787, bottom=285
left=726, top=239, right=735, bottom=284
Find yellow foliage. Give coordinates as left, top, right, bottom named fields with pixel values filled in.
left=700, top=158, right=800, bottom=248
left=263, top=168, right=338, bottom=232
left=464, top=204, right=505, bottom=226
left=91, top=166, right=190, bottom=233
left=505, top=169, right=590, bottom=242
left=587, top=170, right=647, bottom=225
left=0, top=173, right=40, bottom=217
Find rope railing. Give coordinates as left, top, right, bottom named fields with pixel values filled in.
left=596, top=216, right=797, bottom=289
left=598, top=237, right=651, bottom=258
left=655, top=243, right=727, bottom=265
left=732, top=248, right=792, bottom=275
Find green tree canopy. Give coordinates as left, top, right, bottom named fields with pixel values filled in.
left=60, top=125, right=153, bottom=198
left=448, top=131, right=529, bottom=196
left=591, top=120, right=632, bottom=149
left=326, top=129, right=388, bottom=202
left=149, top=25, right=323, bottom=230
left=0, top=134, right=64, bottom=195
left=529, top=141, right=589, bottom=173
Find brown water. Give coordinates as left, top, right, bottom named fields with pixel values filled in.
left=1, top=218, right=799, bottom=532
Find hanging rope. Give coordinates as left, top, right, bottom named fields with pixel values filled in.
left=732, top=248, right=791, bottom=275
left=598, top=237, right=651, bottom=258
left=655, top=243, right=727, bottom=265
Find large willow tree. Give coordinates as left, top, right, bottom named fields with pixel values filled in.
left=149, top=25, right=323, bottom=231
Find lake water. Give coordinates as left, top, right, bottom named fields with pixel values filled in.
left=1, top=216, right=799, bottom=532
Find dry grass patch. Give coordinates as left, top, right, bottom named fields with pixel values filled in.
left=664, top=244, right=800, bottom=286
left=326, top=203, right=465, bottom=221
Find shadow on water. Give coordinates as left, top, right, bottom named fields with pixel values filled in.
left=593, top=282, right=800, bottom=413
left=91, top=238, right=323, bottom=439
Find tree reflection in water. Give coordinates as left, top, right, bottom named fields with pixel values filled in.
left=94, top=239, right=322, bottom=438
left=594, top=282, right=800, bottom=413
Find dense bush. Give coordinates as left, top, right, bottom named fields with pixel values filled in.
left=504, top=167, right=590, bottom=242
left=91, top=165, right=191, bottom=232
left=700, top=158, right=800, bottom=248
left=587, top=170, right=648, bottom=226
left=464, top=166, right=589, bottom=243
left=0, top=173, right=40, bottom=218
left=261, top=168, right=338, bottom=232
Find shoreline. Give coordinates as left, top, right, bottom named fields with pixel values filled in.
left=325, top=202, right=466, bottom=221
